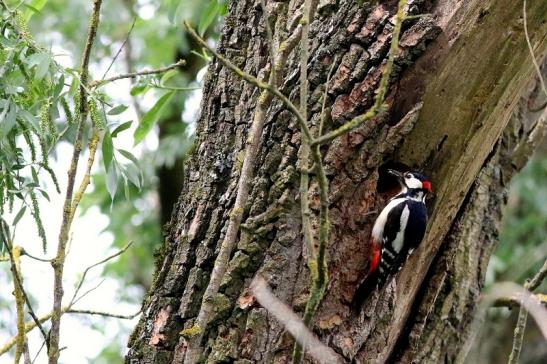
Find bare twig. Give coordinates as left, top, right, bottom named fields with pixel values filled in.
left=49, top=1, right=103, bottom=362
left=0, top=307, right=140, bottom=356
left=90, top=60, right=186, bottom=88
left=68, top=242, right=133, bottom=308
left=1, top=243, right=134, bottom=357
left=508, top=259, right=547, bottom=364
left=460, top=282, right=547, bottom=363
left=21, top=249, right=54, bottom=263
left=0, top=220, right=49, bottom=351
left=71, top=279, right=106, bottom=306
left=101, top=17, right=137, bottom=81
left=66, top=309, right=141, bottom=319
left=318, top=55, right=338, bottom=137
left=492, top=293, right=547, bottom=308
left=526, top=259, right=547, bottom=291
left=31, top=340, right=46, bottom=364
left=251, top=278, right=343, bottom=364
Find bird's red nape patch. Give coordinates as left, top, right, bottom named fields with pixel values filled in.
left=422, top=181, right=432, bottom=192
left=370, top=245, right=380, bottom=273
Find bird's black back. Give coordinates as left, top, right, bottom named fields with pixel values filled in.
left=378, top=199, right=427, bottom=286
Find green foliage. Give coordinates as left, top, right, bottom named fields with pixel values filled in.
left=198, top=0, right=227, bottom=36
left=0, top=10, right=67, bottom=251
left=488, top=152, right=547, bottom=285
left=133, top=91, right=174, bottom=145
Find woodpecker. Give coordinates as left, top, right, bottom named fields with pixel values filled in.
left=352, top=169, right=432, bottom=308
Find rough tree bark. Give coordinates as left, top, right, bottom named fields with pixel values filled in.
left=126, top=0, right=547, bottom=363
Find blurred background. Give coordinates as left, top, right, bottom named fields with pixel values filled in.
left=0, top=0, right=545, bottom=363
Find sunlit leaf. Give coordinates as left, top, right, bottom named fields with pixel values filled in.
left=107, top=105, right=128, bottom=115
left=160, top=69, right=178, bottom=86
left=133, top=91, right=174, bottom=145
left=117, top=149, right=140, bottom=167
left=102, top=129, right=114, bottom=172
left=130, top=83, right=149, bottom=96
left=111, top=121, right=132, bottom=138
left=35, top=54, right=50, bottom=80
left=13, top=206, right=26, bottom=225
left=106, top=162, right=118, bottom=201
left=0, top=103, right=17, bottom=138
left=198, top=0, right=219, bottom=36
left=24, top=0, right=48, bottom=20
left=126, top=164, right=141, bottom=189
left=38, top=188, right=50, bottom=202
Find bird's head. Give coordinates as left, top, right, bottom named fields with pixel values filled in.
left=387, top=169, right=432, bottom=194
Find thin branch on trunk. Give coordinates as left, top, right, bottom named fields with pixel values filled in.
left=49, top=1, right=103, bottom=361
left=183, top=2, right=407, bottom=362
left=492, top=294, right=547, bottom=308
left=319, top=55, right=338, bottom=137
left=311, top=0, right=407, bottom=146
left=180, top=2, right=319, bottom=357
left=251, top=278, right=344, bottom=364
left=293, top=0, right=314, bottom=362
left=184, top=23, right=314, bottom=144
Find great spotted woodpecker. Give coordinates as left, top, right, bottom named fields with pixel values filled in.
left=352, top=169, right=432, bottom=308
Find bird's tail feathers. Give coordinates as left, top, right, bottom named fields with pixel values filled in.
left=351, top=269, right=380, bottom=312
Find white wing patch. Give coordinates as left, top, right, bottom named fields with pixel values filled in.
left=371, top=198, right=406, bottom=242
left=392, top=205, right=410, bottom=253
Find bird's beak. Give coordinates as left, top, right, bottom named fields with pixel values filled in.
left=387, top=169, right=403, bottom=180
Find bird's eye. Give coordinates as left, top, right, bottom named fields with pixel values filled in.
left=405, top=174, right=411, bottom=179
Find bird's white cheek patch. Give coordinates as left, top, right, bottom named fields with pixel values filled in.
left=406, top=177, right=423, bottom=189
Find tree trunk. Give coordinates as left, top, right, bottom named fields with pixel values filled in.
left=126, top=0, right=547, bottom=363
